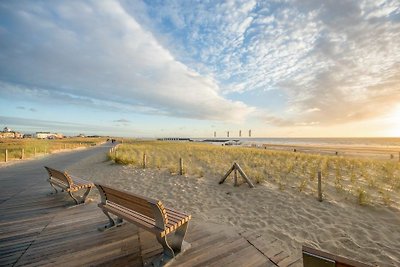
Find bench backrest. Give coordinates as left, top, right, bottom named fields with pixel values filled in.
left=96, top=184, right=168, bottom=227
left=302, top=246, right=373, bottom=267
left=44, top=166, right=74, bottom=186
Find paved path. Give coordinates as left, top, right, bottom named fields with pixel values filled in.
left=0, top=143, right=114, bottom=205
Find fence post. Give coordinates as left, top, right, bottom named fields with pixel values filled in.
left=4, top=149, right=7, bottom=162
left=179, top=157, right=184, bottom=175
left=143, top=153, right=147, bottom=169
left=21, top=148, right=24, bottom=159
left=64, top=144, right=67, bottom=149
left=318, top=171, right=323, bottom=202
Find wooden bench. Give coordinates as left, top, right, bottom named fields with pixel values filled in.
left=96, top=183, right=191, bottom=265
left=302, top=246, right=373, bottom=267
left=44, top=166, right=94, bottom=205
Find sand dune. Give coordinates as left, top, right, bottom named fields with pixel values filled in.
left=68, top=152, right=400, bottom=267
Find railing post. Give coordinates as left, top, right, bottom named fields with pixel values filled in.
left=179, top=157, right=184, bottom=175
left=4, top=149, right=7, bottom=162
left=318, top=171, right=323, bottom=202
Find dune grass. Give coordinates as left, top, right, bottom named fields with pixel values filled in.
left=0, top=137, right=106, bottom=161
left=109, top=141, right=400, bottom=207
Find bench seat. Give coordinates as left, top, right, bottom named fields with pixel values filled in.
left=96, top=183, right=191, bottom=265
left=45, top=166, right=94, bottom=205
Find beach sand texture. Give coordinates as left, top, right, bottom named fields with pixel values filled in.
left=68, top=151, right=400, bottom=267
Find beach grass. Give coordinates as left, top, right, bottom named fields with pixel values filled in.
left=0, top=137, right=107, bottom=161
left=109, top=141, right=400, bottom=207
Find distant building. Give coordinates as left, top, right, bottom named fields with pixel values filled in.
left=54, top=133, right=64, bottom=139
left=35, top=132, right=52, bottom=139
left=0, top=127, right=22, bottom=139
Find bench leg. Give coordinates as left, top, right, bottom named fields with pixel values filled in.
left=156, top=235, right=175, bottom=260
left=68, top=191, right=79, bottom=205
left=167, top=222, right=189, bottom=254
left=98, top=209, right=116, bottom=231
left=80, top=187, right=92, bottom=203
left=48, top=182, right=58, bottom=194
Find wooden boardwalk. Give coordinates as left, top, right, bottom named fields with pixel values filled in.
left=0, top=148, right=301, bottom=266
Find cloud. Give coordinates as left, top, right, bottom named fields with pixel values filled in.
left=138, top=0, right=400, bottom=127
left=0, top=115, right=141, bottom=136
left=113, top=119, right=130, bottom=123
left=0, top=1, right=253, bottom=122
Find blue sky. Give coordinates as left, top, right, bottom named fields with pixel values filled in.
left=0, top=0, right=400, bottom=137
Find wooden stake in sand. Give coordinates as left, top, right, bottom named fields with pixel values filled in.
left=4, top=149, right=8, bottom=162
left=143, top=153, right=147, bottom=169
left=21, top=148, right=24, bottom=160
left=318, top=171, right=323, bottom=202
left=179, top=157, right=184, bottom=175
left=219, top=162, right=255, bottom=188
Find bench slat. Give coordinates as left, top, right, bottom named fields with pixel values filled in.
left=106, top=202, right=157, bottom=227
left=100, top=203, right=161, bottom=235
left=105, top=192, right=155, bottom=219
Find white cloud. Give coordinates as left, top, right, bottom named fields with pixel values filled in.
left=140, top=0, right=400, bottom=126
left=0, top=0, right=253, bottom=122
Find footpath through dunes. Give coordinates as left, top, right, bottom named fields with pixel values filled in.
left=0, top=143, right=284, bottom=267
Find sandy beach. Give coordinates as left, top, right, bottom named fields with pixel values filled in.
left=67, top=149, right=400, bottom=267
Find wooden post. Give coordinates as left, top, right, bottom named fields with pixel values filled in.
left=4, top=149, right=7, bottom=162
left=234, top=168, right=238, bottom=186
left=179, top=157, right=184, bottom=175
left=64, top=144, right=67, bottom=149
left=143, top=153, right=147, bottom=169
left=219, top=162, right=254, bottom=188
left=21, top=148, right=24, bottom=159
left=235, top=163, right=255, bottom=188
left=318, top=171, right=323, bottom=202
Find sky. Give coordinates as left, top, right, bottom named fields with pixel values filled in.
left=0, top=0, right=400, bottom=138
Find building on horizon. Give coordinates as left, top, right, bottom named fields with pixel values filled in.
left=35, top=132, right=64, bottom=139
left=0, top=127, right=22, bottom=139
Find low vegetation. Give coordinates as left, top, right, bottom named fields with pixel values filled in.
left=109, top=141, right=400, bottom=207
left=0, top=137, right=107, bottom=161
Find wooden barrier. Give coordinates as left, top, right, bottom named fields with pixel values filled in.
left=219, top=162, right=255, bottom=188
